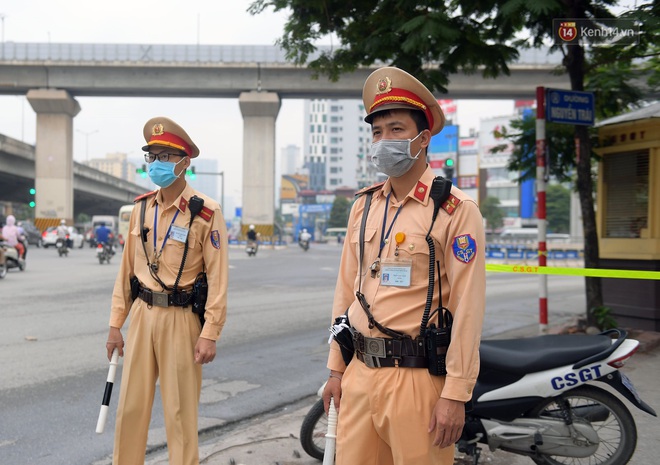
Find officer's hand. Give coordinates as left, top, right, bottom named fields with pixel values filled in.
left=322, top=371, right=343, bottom=414
left=428, top=398, right=465, bottom=449
left=194, top=337, right=216, bottom=365
left=106, top=327, right=124, bottom=360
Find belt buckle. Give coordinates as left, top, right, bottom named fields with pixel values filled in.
left=363, top=337, right=386, bottom=369
left=152, top=291, right=169, bottom=307
left=364, top=337, right=386, bottom=357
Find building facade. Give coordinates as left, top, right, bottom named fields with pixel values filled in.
left=303, top=99, right=373, bottom=191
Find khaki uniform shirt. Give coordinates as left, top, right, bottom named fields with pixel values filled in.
left=110, top=183, right=228, bottom=341
left=328, top=166, right=486, bottom=402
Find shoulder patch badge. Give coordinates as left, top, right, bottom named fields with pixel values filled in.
left=210, top=230, right=221, bottom=249
left=198, top=206, right=214, bottom=222
left=442, top=194, right=461, bottom=215
left=452, top=234, right=477, bottom=264
left=134, top=190, right=157, bottom=202
left=355, top=181, right=385, bottom=197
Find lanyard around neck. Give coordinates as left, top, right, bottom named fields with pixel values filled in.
left=153, top=203, right=180, bottom=257
left=378, top=192, right=403, bottom=257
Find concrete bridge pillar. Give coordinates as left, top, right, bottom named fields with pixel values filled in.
left=238, top=91, right=281, bottom=237
left=26, top=89, right=81, bottom=226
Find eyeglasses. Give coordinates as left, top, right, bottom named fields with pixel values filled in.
left=144, top=152, right=185, bottom=163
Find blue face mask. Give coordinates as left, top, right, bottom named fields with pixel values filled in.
left=148, top=158, right=185, bottom=187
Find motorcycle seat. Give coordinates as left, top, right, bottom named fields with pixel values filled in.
left=480, top=334, right=613, bottom=374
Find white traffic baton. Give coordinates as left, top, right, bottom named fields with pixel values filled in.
left=323, top=399, right=338, bottom=465
left=95, top=348, right=119, bottom=434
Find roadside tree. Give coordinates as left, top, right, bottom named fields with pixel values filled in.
left=249, top=0, right=659, bottom=323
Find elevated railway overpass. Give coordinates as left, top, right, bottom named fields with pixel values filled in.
left=0, top=133, right=143, bottom=226
left=0, top=42, right=568, bottom=229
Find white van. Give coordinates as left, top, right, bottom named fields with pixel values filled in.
left=91, top=215, right=118, bottom=233
left=91, top=214, right=118, bottom=247
left=323, top=227, right=347, bottom=243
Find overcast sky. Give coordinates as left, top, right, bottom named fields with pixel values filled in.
left=0, top=0, right=515, bottom=207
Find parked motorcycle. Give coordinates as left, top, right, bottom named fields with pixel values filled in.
left=96, top=242, right=113, bottom=264
left=300, top=329, right=656, bottom=465
left=56, top=236, right=69, bottom=257
left=0, top=240, right=26, bottom=274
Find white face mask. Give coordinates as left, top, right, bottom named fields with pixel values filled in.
left=370, top=132, right=423, bottom=178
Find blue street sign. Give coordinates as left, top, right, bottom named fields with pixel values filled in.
left=546, top=88, right=595, bottom=126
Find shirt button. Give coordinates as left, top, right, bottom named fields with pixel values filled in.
left=467, top=388, right=472, bottom=394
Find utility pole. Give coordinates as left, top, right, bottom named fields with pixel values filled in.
left=77, top=129, right=99, bottom=163
left=1, top=14, right=6, bottom=59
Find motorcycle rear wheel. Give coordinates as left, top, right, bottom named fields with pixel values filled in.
left=300, top=398, right=327, bottom=461
left=528, top=386, right=636, bottom=465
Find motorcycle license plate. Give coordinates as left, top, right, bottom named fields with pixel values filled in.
left=620, top=372, right=642, bottom=403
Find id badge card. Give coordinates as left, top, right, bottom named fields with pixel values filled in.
left=380, top=258, right=412, bottom=287
left=169, top=225, right=189, bottom=243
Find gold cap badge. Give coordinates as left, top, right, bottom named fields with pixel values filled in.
left=376, top=77, right=392, bottom=95
left=152, top=123, right=164, bottom=136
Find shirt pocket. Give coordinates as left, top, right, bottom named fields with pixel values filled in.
left=393, top=233, right=430, bottom=275
left=130, top=225, right=148, bottom=261
left=163, top=228, right=197, bottom=269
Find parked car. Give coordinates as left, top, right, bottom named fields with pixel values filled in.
left=42, top=226, right=85, bottom=248
left=18, top=220, right=43, bottom=247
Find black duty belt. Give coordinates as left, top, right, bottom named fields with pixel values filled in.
left=353, top=332, right=428, bottom=369
left=137, top=284, right=193, bottom=308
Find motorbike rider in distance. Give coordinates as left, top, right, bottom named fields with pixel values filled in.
left=246, top=224, right=259, bottom=256
left=56, top=219, right=73, bottom=249
left=299, top=228, right=311, bottom=250
left=95, top=222, right=115, bottom=256
left=1, top=215, right=26, bottom=259
left=247, top=224, right=257, bottom=242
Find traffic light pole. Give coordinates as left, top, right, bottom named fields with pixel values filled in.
left=193, top=171, right=224, bottom=211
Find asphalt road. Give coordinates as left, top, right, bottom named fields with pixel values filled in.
left=0, top=243, right=587, bottom=465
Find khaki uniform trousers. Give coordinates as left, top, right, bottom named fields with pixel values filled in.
left=113, top=300, right=202, bottom=465
left=336, top=358, right=455, bottom=465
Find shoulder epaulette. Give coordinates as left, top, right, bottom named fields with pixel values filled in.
left=355, top=181, right=385, bottom=197
left=198, top=206, right=214, bottom=222
left=134, top=190, right=157, bottom=202
left=441, top=194, right=461, bottom=215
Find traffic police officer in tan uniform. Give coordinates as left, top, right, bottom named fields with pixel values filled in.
left=105, top=117, right=228, bottom=465
left=323, top=67, right=486, bottom=465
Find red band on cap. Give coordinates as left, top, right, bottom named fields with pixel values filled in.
left=147, top=132, right=192, bottom=156
left=370, top=88, right=434, bottom=130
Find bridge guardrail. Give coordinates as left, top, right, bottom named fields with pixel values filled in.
left=0, top=42, right=562, bottom=65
